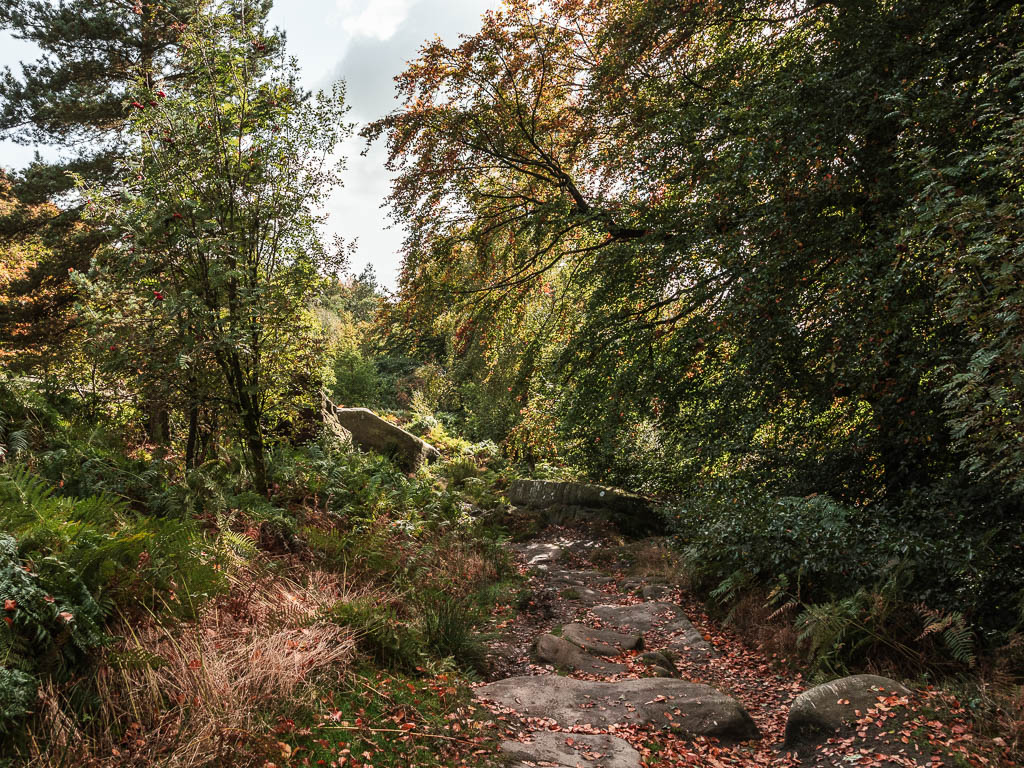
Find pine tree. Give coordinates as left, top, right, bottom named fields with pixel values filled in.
left=0, top=1, right=198, bottom=366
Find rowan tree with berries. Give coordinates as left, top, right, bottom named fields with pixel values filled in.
left=79, top=0, right=350, bottom=490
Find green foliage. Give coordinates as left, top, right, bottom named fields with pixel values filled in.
left=331, top=347, right=382, bottom=408
left=417, top=590, right=488, bottom=675
left=372, top=0, right=1024, bottom=496
left=0, top=667, right=36, bottom=735
left=370, top=0, right=1024, bottom=672
left=0, top=1, right=198, bottom=361
left=270, top=435, right=465, bottom=532
left=326, top=599, right=425, bottom=672
left=77, top=0, right=350, bottom=491
left=666, top=479, right=1022, bottom=670
left=0, top=463, right=224, bottom=737
left=273, top=668, right=493, bottom=768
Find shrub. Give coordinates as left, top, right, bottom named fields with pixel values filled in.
left=665, top=477, right=1024, bottom=671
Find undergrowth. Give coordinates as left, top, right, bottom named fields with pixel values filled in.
left=0, top=381, right=516, bottom=766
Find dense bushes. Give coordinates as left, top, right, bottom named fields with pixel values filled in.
left=666, top=478, right=1024, bottom=671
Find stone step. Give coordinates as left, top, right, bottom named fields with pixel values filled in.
left=519, top=542, right=564, bottom=568
left=536, top=634, right=627, bottom=674
left=592, top=602, right=717, bottom=658
left=475, top=676, right=759, bottom=742
left=562, top=623, right=643, bottom=655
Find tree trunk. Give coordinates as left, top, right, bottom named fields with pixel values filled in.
left=240, top=402, right=268, bottom=494
left=185, top=404, right=199, bottom=470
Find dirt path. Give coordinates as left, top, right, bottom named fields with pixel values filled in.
left=471, top=527, right=998, bottom=768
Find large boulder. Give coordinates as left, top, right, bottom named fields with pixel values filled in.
left=334, top=407, right=440, bottom=470
left=784, top=674, right=912, bottom=748
left=475, top=676, right=759, bottom=741
left=500, top=730, right=640, bottom=768
left=507, top=479, right=663, bottom=535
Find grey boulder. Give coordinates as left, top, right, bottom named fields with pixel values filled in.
left=475, top=676, right=759, bottom=741
left=784, top=674, right=912, bottom=748
left=334, top=408, right=439, bottom=470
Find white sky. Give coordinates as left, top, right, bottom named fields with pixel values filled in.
left=0, top=0, right=500, bottom=289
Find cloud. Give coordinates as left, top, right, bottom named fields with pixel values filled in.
left=316, top=0, right=496, bottom=288
left=341, top=0, right=414, bottom=41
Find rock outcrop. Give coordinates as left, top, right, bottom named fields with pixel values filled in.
left=507, top=479, right=663, bottom=535
left=334, top=407, right=440, bottom=470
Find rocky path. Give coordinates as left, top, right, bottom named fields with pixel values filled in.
left=470, top=528, right=1000, bottom=768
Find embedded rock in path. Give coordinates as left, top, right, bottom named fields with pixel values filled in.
left=592, top=603, right=717, bottom=658
left=562, top=623, right=642, bottom=656
left=784, top=674, right=912, bottom=748
left=592, top=602, right=687, bottom=633
left=641, top=584, right=671, bottom=600
left=501, top=730, right=640, bottom=768
left=535, top=634, right=627, bottom=674
left=475, top=676, right=760, bottom=741
left=640, top=650, right=678, bottom=677
left=549, top=569, right=615, bottom=587
left=520, top=542, right=563, bottom=569
left=665, top=626, right=717, bottom=659
left=334, top=408, right=439, bottom=470
left=558, top=585, right=609, bottom=605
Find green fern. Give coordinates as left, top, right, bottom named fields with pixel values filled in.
left=710, top=568, right=753, bottom=604
left=917, top=605, right=976, bottom=666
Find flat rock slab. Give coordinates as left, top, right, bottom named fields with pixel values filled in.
left=592, top=602, right=687, bottom=633
left=593, top=603, right=716, bottom=658
left=550, top=570, right=615, bottom=586
left=521, top=542, right=564, bottom=568
left=508, top=479, right=663, bottom=535
left=563, top=623, right=642, bottom=656
left=501, top=730, right=640, bottom=768
left=558, top=585, right=610, bottom=605
left=475, top=676, right=759, bottom=741
left=536, top=634, right=627, bottom=675
left=785, top=674, right=912, bottom=748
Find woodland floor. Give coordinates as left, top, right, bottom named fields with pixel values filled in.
left=269, top=521, right=1012, bottom=768
left=463, top=523, right=1009, bottom=768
